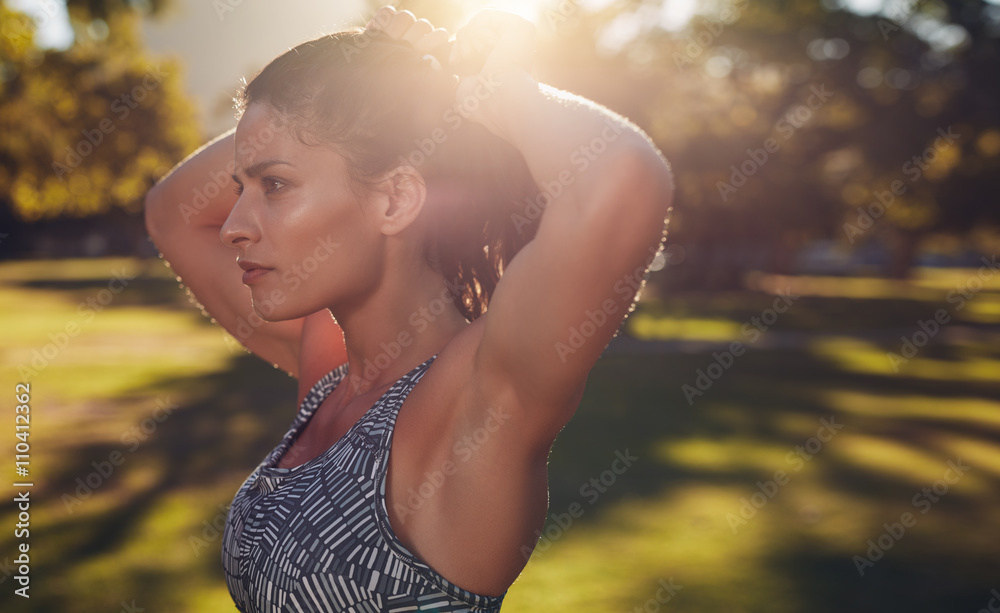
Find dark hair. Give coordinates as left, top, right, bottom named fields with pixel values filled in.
left=237, top=28, right=541, bottom=321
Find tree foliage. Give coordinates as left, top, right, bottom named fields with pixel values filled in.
left=5, top=0, right=997, bottom=272
left=0, top=0, right=199, bottom=223
left=476, top=0, right=999, bottom=283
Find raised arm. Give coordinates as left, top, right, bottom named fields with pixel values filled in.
left=144, top=130, right=346, bottom=395
left=365, top=8, right=673, bottom=443
left=479, top=81, right=672, bottom=414
left=448, top=12, right=673, bottom=437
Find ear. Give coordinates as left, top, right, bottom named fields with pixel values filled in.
left=371, top=166, right=427, bottom=236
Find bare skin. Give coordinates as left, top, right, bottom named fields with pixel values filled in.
left=145, top=6, right=673, bottom=599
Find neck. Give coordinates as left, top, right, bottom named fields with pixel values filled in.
left=330, top=256, right=468, bottom=399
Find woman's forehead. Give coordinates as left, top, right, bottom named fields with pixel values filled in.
left=233, top=104, right=351, bottom=179
left=234, top=106, right=299, bottom=165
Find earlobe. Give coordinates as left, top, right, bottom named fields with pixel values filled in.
left=380, top=166, right=427, bottom=236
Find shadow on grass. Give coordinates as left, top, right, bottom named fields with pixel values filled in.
left=10, top=276, right=203, bottom=311
left=547, top=344, right=1000, bottom=508
left=540, top=343, right=1000, bottom=612
left=760, top=536, right=1000, bottom=613
left=0, top=352, right=297, bottom=613
left=2, top=289, right=998, bottom=611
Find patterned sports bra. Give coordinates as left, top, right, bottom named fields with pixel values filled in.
left=221, top=354, right=506, bottom=612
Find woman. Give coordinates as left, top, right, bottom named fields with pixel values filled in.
left=145, top=6, right=672, bottom=611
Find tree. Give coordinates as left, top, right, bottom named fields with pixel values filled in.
left=0, top=0, right=199, bottom=249
left=477, top=0, right=1000, bottom=285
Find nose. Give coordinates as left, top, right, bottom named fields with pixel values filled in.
left=220, top=196, right=260, bottom=249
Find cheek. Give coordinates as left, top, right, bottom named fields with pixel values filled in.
left=268, top=186, right=364, bottom=259
left=270, top=192, right=379, bottom=301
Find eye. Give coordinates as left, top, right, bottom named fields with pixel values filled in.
left=232, top=182, right=244, bottom=196
left=262, top=177, right=286, bottom=194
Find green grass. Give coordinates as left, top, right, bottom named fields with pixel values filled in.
left=1, top=258, right=998, bottom=612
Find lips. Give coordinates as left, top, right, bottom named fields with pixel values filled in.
left=237, top=259, right=273, bottom=285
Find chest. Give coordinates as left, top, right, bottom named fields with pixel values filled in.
left=276, top=384, right=385, bottom=468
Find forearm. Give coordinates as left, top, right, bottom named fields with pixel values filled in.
left=145, top=128, right=238, bottom=242
left=491, top=75, right=673, bottom=221
left=142, top=126, right=308, bottom=377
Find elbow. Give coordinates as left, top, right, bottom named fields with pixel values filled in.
left=627, top=139, right=674, bottom=221
left=143, top=182, right=169, bottom=247
left=605, top=140, right=675, bottom=242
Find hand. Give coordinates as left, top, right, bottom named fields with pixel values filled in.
left=448, top=9, right=535, bottom=80
left=364, top=6, right=452, bottom=57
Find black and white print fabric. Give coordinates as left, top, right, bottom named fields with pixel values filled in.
left=222, top=354, right=505, bottom=613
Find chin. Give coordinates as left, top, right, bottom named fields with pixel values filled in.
left=251, top=291, right=326, bottom=322
left=246, top=288, right=291, bottom=322
left=250, top=301, right=301, bottom=322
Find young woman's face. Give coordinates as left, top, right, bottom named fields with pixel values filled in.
left=222, top=103, right=385, bottom=321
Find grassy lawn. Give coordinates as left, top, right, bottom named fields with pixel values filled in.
left=1, top=257, right=998, bottom=612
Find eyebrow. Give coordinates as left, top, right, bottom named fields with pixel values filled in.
left=232, top=159, right=292, bottom=182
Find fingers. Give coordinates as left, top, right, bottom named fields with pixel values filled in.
left=462, top=10, right=536, bottom=72
left=364, top=5, right=395, bottom=32
left=365, top=7, right=452, bottom=57
left=414, top=27, right=451, bottom=54
left=383, top=10, right=417, bottom=39
left=402, top=18, right=433, bottom=45
left=365, top=6, right=416, bottom=37
left=449, top=9, right=535, bottom=76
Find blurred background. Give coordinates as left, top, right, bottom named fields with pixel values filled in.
left=1, top=0, right=998, bottom=611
